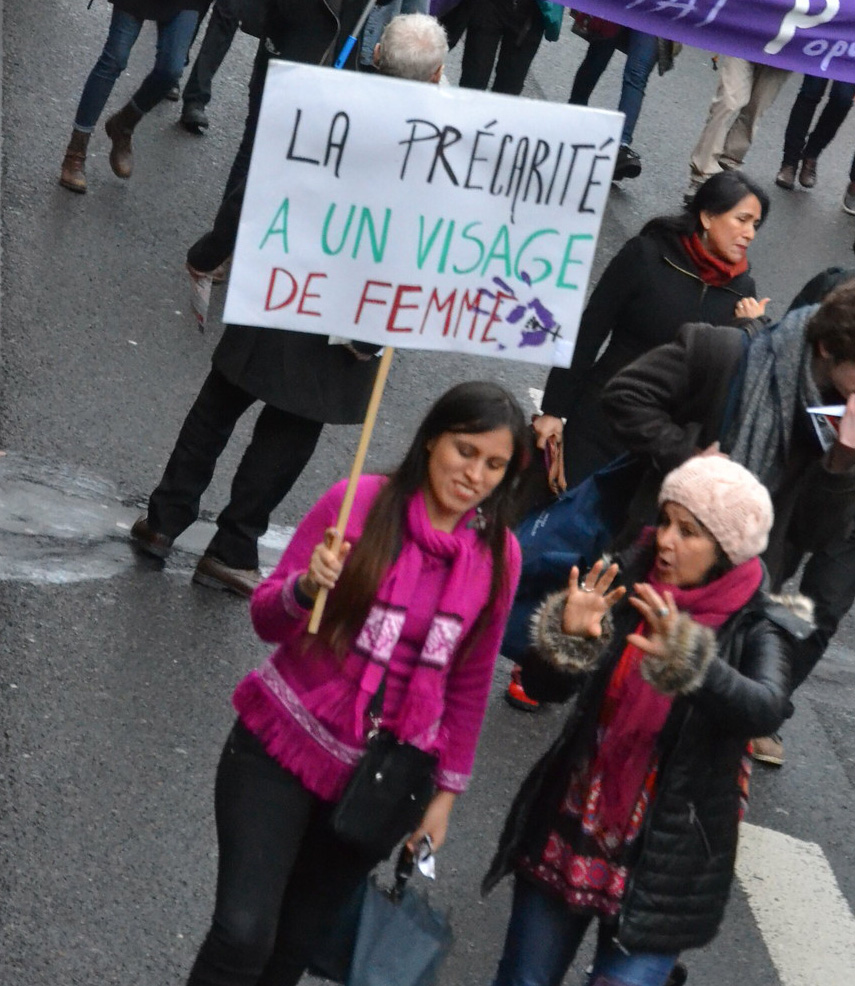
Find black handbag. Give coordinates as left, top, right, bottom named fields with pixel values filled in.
left=331, top=726, right=437, bottom=860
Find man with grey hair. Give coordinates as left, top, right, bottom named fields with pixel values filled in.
left=374, top=12, right=448, bottom=84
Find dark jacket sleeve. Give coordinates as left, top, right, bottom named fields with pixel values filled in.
left=601, top=322, right=744, bottom=474
left=789, top=449, right=855, bottom=552
left=601, top=324, right=708, bottom=473
left=690, top=617, right=792, bottom=738
left=541, top=237, right=646, bottom=418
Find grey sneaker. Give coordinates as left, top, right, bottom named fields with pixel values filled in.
left=192, top=555, right=262, bottom=598
left=843, top=182, right=855, bottom=215
left=775, top=164, right=796, bottom=190
left=798, top=157, right=818, bottom=188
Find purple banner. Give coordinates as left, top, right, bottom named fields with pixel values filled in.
left=431, top=1, right=855, bottom=83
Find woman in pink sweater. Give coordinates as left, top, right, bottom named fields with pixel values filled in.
left=185, top=381, right=526, bottom=986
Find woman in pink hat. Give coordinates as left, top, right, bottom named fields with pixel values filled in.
left=483, top=456, right=808, bottom=986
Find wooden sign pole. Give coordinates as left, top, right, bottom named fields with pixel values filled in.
left=308, top=345, right=395, bottom=634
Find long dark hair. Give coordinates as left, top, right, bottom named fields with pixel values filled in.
left=317, top=381, right=528, bottom=656
left=641, top=170, right=770, bottom=239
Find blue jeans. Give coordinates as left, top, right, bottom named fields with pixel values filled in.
left=569, top=29, right=659, bottom=146
left=491, top=878, right=678, bottom=986
left=73, top=7, right=199, bottom=131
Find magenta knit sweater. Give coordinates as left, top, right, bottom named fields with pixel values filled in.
left=233, top=475, right=521, bottom=802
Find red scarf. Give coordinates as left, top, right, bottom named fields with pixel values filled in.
left=680, top=232, right=748, bottom=287
left=592, top=555, right=764, bottom=841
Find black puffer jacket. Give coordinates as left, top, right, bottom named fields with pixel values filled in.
left=483, top=544, right=805, bottom=954
left=541, top=226, right=757, bottom=486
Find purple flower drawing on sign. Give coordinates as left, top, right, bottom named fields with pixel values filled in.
left=478, top=274, right=563, bottom=351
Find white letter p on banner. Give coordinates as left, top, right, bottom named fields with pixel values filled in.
left=765, top=0, right=841, bottom=55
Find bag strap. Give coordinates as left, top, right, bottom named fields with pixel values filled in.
left=366, top=674, right=387, bottom=736
left=718, top=330, right=752, bottom=450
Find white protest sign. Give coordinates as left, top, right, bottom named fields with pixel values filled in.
left=224, top=62, right=623, bottom=368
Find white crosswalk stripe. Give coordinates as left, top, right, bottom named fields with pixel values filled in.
left=737, top=823, right=855, bottom=986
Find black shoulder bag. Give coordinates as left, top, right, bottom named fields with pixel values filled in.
left=331, top=678, right=437, bottom=860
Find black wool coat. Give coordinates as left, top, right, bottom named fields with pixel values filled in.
left=482, top=545, right=800, bottom=955
left=541, top=227, right=756, bottom=487
left=206, top=0, right=396, bottom=425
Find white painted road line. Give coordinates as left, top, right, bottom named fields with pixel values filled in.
left=737, top=822, right=855, bottom=986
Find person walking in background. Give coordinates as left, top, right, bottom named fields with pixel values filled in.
left=503, top=171, right=769, bottom=714
left=775, top=75, right=855, bottom=191
left=602, top=273, right=855, bottom=766
left=59, top=0, right=205, bottom=194
left=484, top=456, right=799, bottom=986
left=440, top=0, right=546, bottom=96
left=180, top=0, right=266, bottom=133
left=686, top=56, right=790, bottom=197
left=132, top=13, right=449, bottom=597
left=567, top=17, right=675, bottom=182
left=533, top=171, right=768, bottom=490
left=182, top=382, right=525, bottom=986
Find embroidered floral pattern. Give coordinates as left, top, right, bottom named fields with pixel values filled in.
left=421, top=613, right=464, bottom=668
left=355, top=603, right=407, bottom=663
left=521, top=756, right=655, bottom=916
left=258, top=661, right=363, bottom=766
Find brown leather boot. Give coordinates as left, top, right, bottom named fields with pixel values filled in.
left=104, top=102, right=143, bottom=179
left=59, top=130, right=90, bottom=193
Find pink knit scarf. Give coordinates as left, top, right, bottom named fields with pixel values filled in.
left=349, top=488, right=494, bottom=746
left=591, top=553, right=764, bottom=843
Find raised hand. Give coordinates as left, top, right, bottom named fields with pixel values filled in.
left=562, top=559, right=626, bottom=638
left=626, top=583, right=678, bottom=658
left=837, top=393, right=855, bottom=449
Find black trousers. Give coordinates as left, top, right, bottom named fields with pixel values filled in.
left=147, top=367, right=323, bottom=569
left=183, top=0, right=242, bottom=109
left=187, top=722, right=381, bottom=986
left=448, top=0, right=544, bottom=96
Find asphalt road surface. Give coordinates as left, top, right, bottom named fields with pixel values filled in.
left=1, top=4, right=854, bottom=986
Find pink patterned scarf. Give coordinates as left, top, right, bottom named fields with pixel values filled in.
left=349, top=488, right=495, bottom=745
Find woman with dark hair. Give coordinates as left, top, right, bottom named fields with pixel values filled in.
left=484, top=456, right=800, bottom=986
left=506, top=172, right=770, bottom=712
left=533, top=170, right=770, bottom=488
left=183, top=381, right=526, bottom=986
left=59, top=1, right=206, bottom=193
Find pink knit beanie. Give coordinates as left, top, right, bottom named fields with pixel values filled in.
left=658, top=457, right=773, bottom=565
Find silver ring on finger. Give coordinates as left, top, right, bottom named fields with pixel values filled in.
left=581, top=586, right=595, bottom=593
left=657, top=607, right=670, bottom=618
